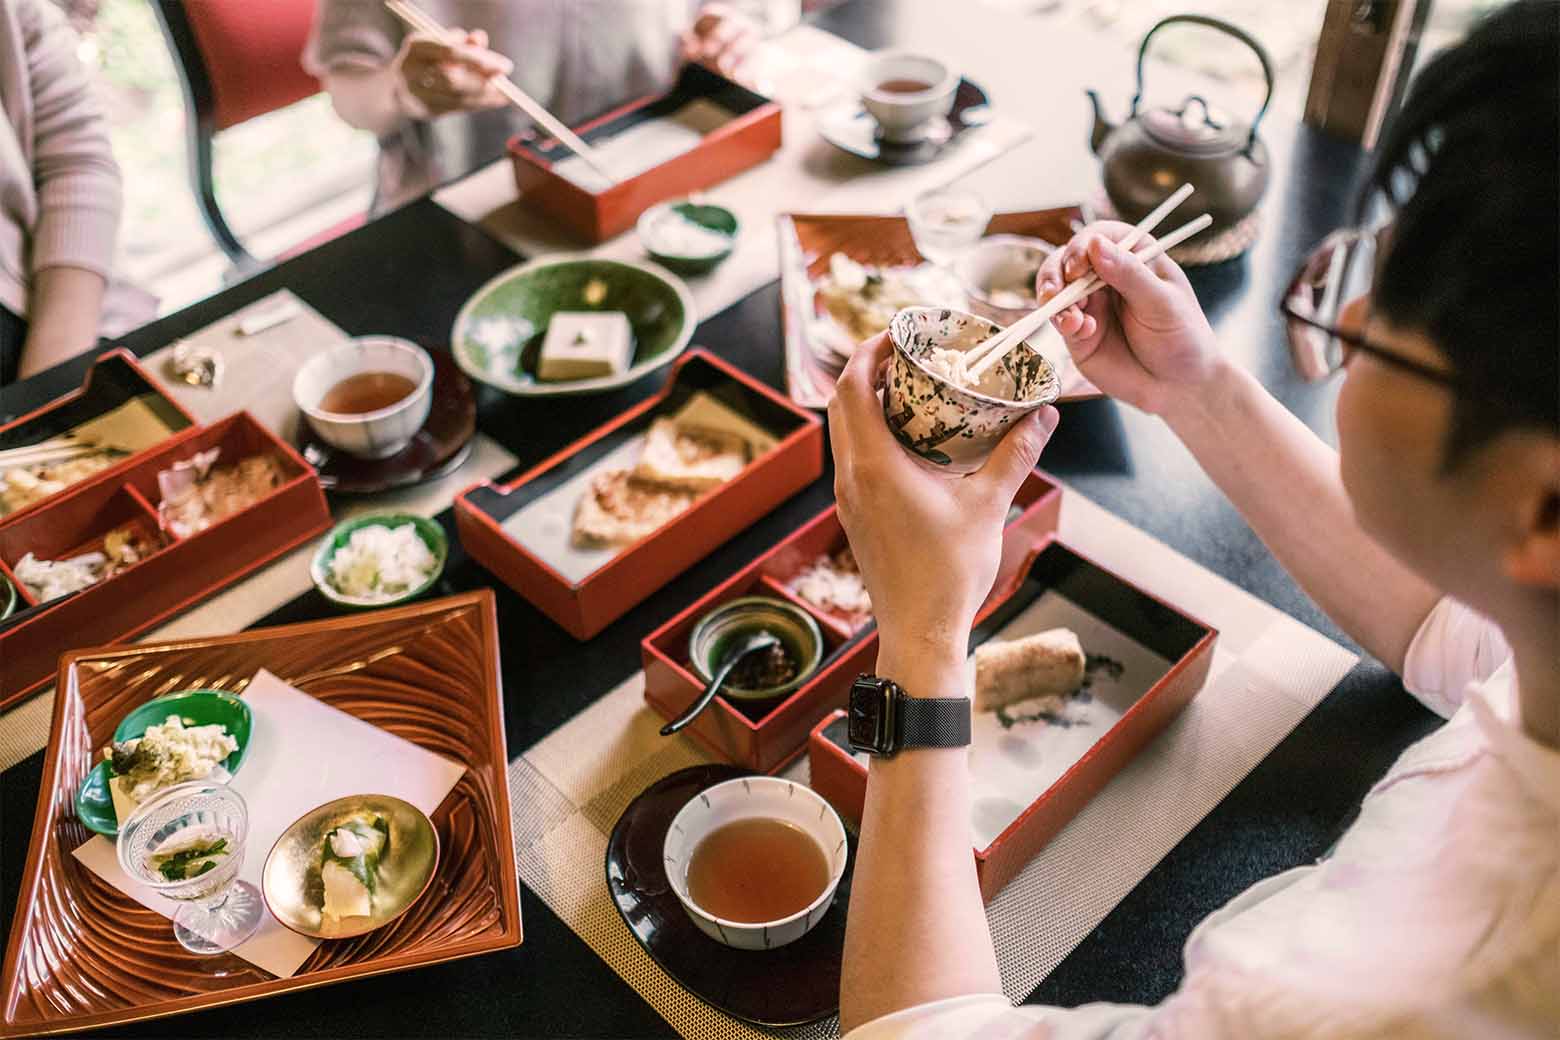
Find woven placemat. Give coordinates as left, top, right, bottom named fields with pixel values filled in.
left=507, top=487, right=1358, bottom=1038
left=1089, top=191, right=1261, bottom=266
left=0, top=293, right=518, bottom=772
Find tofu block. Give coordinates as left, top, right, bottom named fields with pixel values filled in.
left=973, top=627, right=1086, bottom=713
left=537, top=311, right=633, bottom=381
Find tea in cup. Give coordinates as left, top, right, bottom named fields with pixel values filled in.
left=860, top=51, right=958, bottom=143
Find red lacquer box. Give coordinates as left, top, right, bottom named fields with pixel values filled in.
left=808, top=537, right=1219, bottom=902
left=642, top=471, right=1065, bottom=772
left=454, top=349, right=823, bottom=640
left=508, top=64, right=783, bottom=243
left=0, top=350, right=194, bottom=519
left=0, top=410, right=331, bottom=710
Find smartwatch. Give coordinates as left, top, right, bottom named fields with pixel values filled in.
left=847, top=674, right=970, bottom=757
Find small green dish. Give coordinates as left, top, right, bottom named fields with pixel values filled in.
left=74, top=689, right=253, bottom=838
left=688, top=595, right=824, bottom=703
left=0, top=573, right=15, bottom=621
left=637, top=200, right=739, bottom=276
left=310, top=513, right=448, bottom=610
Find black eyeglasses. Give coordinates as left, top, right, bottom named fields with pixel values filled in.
left=1279, top=227, right=1458, bottom=388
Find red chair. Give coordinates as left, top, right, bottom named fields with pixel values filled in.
left=153, top=0, right=362, bottom=273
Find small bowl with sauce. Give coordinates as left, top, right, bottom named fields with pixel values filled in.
left=688, top=596, right=823, bottom=705
left=637, top=200, right=739, bottom=276
left=860, top=51, right=958, bottom=143
left=664, top=776, right=847, bottom=950
left=293, top=337, right=434, bottom=459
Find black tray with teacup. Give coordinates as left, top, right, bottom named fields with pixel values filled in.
left=296, top=343, right=476, bottom=494
left=605, top=764, right=857, bottom=1028
left=819, top=78, right=991, bottom=167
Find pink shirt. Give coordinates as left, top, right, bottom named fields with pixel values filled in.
left=849, top=599, right=1560, bottom=1039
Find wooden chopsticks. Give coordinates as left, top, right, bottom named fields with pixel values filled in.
left=0, top=436, right=101, bottom=469
left=963, top=184, right=1210, bottom=381
left=383, top=0, right=617, bottom=185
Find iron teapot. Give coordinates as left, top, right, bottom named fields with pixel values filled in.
left=1087, top=14, right=1273, bottom=238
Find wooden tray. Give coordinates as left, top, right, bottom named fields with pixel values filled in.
left=0, top=591, right=521, bottom=1037
left=0, top=411, right=331, bottom=710
left=777, top=208, right=1102, bottom=409
left=808, top=538, right=1218, bottom=902
left=455, top=349, right=823, bottom=640
left=509, top=64, right=783, bottom=243
left=642, top=471, right=1063, bottom=772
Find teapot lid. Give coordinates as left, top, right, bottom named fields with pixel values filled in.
left=1141, top=96, right=1247, bottom=155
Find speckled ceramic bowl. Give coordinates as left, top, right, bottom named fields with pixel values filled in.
left=884, top=306, right=1059, bottom=474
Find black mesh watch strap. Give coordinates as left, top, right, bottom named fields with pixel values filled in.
left=895, top=696, right=971, bottom=749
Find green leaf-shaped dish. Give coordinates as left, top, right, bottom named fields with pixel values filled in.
left=74, top=689, right=253, bottom=838
left=450, top=255, right=696, bottom=397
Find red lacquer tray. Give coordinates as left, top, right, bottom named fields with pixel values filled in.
left=509, top=63, right=782, bottom=243
left=643, top=471, right=1064, bottom=772
left=808, top=538, right=1218, bottom=902
left=0, top=591, right=522, bottom=1037
left=0, top=410, right=331, bottom=710
left=455, top=348, right=824, bottom=640
left=777, top=208, right=1104, bottom=409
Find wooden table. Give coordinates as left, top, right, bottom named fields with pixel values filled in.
left=0, top=2, right=1441, bottom=1035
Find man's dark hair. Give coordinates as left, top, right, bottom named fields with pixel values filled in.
left=1363, top=0, right=1559, bottom=465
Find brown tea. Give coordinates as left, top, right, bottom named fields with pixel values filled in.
left=876, top=78, right=932, bottom=94
left=319, top=371, right=417, bottom=414
left=686, top=817, right=830, bottom=923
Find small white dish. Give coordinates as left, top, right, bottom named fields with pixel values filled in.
left=956, top=234, right=1054, bottom=328
left=860, top=51, right=958, bottom=143
left=663, top=777, right=847, bottom=951
left=293, top=337, right=433, bottom=460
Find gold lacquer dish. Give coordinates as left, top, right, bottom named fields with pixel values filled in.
left=0, top=590, right=521, bottom=1038
left=263, top=794, right=440, bottom=940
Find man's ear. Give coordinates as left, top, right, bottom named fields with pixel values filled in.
left=1502, top=442, right=1560, bottom=589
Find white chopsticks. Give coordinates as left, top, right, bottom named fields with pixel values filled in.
left=963, top=184, right=1209, bottom=381
left=384, top=0, right=617, bottom=185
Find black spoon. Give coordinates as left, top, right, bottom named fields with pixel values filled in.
left=659, top=631, right=782, bottom=737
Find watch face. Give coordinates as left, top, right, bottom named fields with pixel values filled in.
left=848, top=676, right=894, bottom=754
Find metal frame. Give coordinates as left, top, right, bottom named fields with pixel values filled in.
left=150, top=1, right=262, bottom=274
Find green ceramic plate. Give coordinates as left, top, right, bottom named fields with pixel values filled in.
left=637, top=200, right=739, bottom=276
left=450, top=255, right=696, bottom=396
left=310, top=513, right=448, bottom=610
left=75, top=689, right=253, bottom=838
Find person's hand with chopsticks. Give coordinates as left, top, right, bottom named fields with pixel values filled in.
left=680, top=3, right=762, bottom=81
left=1035, top=221, right=1220, bottom=417
left=393, top=27, right=513, bottom=117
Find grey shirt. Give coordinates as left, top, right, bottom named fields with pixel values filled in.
left=305, top=0, right=701, bottom=211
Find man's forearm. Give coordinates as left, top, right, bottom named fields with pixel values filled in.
left=839, top=640, right=1002, bottom=1033
left=1161, top=362, right=1440, bottom=670
left=18, top=265, right=106, bottom=380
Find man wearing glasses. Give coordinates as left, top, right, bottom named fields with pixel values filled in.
left=830, top=2, right=1557, bottom=1036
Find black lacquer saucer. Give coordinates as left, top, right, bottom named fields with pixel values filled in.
left=298, top=345, right=476, bottom=494
left=605, top=764, right=857, bottom=1028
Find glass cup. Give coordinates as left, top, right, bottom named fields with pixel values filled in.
left=906, top=189, right=992, bottom=268
left=116, top=780, right=262, bottom=955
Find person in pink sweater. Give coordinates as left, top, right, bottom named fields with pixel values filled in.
left=0, top=0, right=147, bottom=384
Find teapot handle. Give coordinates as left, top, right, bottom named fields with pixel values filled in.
left=1128, top=14, right=1274, bottom=154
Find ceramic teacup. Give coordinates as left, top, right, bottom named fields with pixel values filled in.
left=293, top=337, right=433, bottom=459
left=664, top=777, right=847, bottom=951
left=860, top=51, right=958, bottom=143
left=883, top=305, right=1059, bottom=474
